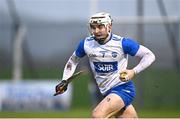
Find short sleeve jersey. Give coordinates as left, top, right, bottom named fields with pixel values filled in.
left=75, top=34, right=139, bottom=94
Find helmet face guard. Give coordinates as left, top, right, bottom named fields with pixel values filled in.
left=89, top=12, right=113, bottom=27
left=88, top=12, right=113, bottom=44
left=88, top=12, right=113, bottom=36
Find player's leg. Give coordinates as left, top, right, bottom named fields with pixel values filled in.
left=92, top=81, right=136, bottom=118
left=115, top=104, right=138, bottom=118
left=92, top=93, right=125, bottom=118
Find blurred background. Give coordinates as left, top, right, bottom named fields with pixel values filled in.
left=0, top=0, right=180, bottom=118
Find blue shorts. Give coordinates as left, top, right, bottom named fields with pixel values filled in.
left=104, top=81, right=136, bottom=107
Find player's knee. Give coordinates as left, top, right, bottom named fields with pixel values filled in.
left=92, top=110, right=105, bottom=118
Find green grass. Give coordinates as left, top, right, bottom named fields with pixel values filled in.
left=0, top=108, right=91, bottom=118
left=0, top=109, right=180, bottom=118
left=139, top=110, right=180, bottom=118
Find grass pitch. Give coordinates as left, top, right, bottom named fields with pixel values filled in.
left=0, top=109, right=180, bottom=118
left=0, top=108, right=91, bottom=118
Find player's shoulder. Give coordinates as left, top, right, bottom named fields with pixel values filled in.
left=78, top=36, right=94, bottom=45
left=111, top=34, right=124, bottom=41
left=84, top=36, right=95, bottom=42
left=80, top=36, right=95, bottom=48
left=121, top=37, right=139, bottom=46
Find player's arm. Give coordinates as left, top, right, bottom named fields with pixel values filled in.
left=133, top=45, right=155, bottom=74
left=120, top=38, right=155, bottom=81
left=54, top=40, right=86, bottom=95
left=62, top=52, right=80, bottom=81
left=54, top=53, right=80, bottom=96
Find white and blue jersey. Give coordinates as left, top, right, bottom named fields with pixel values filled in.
left=75, top=34, right=139, bottom=94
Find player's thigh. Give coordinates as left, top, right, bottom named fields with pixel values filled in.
left=115, top=104, right=138, bottom=118
left=92, top=93, right=125, bottom=118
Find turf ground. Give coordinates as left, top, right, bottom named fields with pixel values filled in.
left=0, top=109, right=180, bottom=118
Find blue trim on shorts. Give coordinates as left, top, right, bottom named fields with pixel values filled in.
left=104, top=81, right=136, bottom=107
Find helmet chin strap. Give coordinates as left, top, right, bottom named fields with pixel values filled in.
left=94, top=31, right=111, bottom=45
left=94, top=26, right=112, bottom=45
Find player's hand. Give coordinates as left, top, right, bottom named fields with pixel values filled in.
left=54, top=80, right=68, bottom=96
left=120, top=69, right=135, bottom=82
